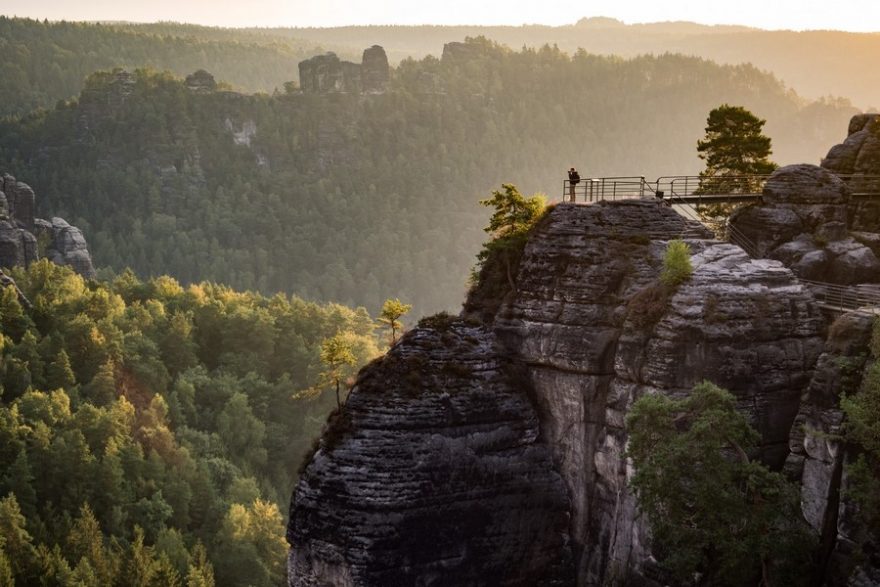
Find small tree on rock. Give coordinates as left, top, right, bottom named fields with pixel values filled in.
left=296, top=334, right=357, bottom=408
left=378, top=298, right=412, bottom=344
left=697, top=104, right=777, bottom=193
left=477, top=184, right=546, bottom=290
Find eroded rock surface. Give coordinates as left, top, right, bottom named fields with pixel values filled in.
left=0, top=174, right=95, bottom=277
left=289, top=200, right=825, bottom=586
left=785, top=312, right=880, bottom=585
left=730, top=164, right=880, bottom=284
left=289, top=322, right=572, bottom=586
left=490, top=202, right=823, bottom=584
left=34, top=217, right=96, bottom=279
left=821, top=113, right=880, bottom=231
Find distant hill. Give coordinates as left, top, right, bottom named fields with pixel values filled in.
left=237, top=18, right=880, bottom=108
left=0, top=17, right=340, bottom=117
left=1, top=16, right=877, bottom=118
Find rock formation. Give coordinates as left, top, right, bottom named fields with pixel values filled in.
left=289, top=200, right=826, bottom=586
left=821, top=113, right=880, bottom=232
left=298, top=46, right=389, bottom=95
left=34, top=218, right=96, bottom=279
left=0, top=174, right=95, bottom=278
left=360, top=46, right=390, bottom=94
left=784, top=312, right=875, bottom=585
left=77, top=70, right=136, bottom=139
left=730, top=164, right=880, bottom=284
left=290, top=321, right=573, bottom=585
left=185, top=69, right=217, bottom=94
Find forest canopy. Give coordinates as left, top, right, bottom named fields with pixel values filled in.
left=0, top=260, right=382, bottom=586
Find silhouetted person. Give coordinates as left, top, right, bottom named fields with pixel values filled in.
left=568, top=167, right=581, bottom=202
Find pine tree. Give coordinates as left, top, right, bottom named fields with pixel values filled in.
left=697, top=104, right=777, bottom=193
left=46, top=348, right=76, bottom=391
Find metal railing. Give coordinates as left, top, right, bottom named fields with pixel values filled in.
left=799, top=280, right=880, bottom=314
left=562, top=173, right=880, bottom=204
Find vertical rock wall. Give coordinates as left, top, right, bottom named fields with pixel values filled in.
left=489, top=202, right=824, bottom=584
left=289, top=323, right=573, bottom=586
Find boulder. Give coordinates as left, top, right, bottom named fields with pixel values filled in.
left=762, top=164, right=849, bottom=206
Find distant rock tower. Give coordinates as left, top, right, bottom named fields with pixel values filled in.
left=298, top=46, right=389, bottom=95
left=361, top=45, right=390, bottom=93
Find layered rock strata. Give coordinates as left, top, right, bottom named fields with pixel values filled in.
left=289, top=322, right=573, bottom=586
left=289, top=200, right=826, bottom=586
left=785, top=312, right=875, bottom=585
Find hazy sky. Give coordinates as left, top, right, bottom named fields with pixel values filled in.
left=3, top=0, right=880, bottom=31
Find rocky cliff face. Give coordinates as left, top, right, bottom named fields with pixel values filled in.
left=0, top=174, right=95, bottom=278
left=289, top=200, right=827, bottom=585
left=289, top=322, right=572, bottom=585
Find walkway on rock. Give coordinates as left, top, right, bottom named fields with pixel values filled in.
left=563, top=174, right=880, bottom=316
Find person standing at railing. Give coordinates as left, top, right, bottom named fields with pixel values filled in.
left=568, top=167, right=581, bottom=202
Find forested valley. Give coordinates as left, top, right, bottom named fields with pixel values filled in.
left=0, top=260, right=381, bottom=585
left=0, top=35, right=859, bottom=315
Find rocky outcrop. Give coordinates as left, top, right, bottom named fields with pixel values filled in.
left=289, top=321, right=572, bottom=585
left=34, top=218, right=96, bottom=279
left=2, top=173, right=35, bottom=231
left=821, top=113, right=880, bottom=177
left=491, top=202, right=824, bottom=584
left=821, top=113, right=880, bottom=231
left=77, top=70, right=136, bottom=140
left=289, top=200, right=826, bottom=586
left=0, top=174, right=95, bottom=278
left=298, top=46, right=389, bottom=95
left=730, top=164, right=880, bottom=284
left=185, top=70, right=217, bottom=94
left=360, top=46, right=390, bottom=94
left=0, top=220, right=37, bottom=269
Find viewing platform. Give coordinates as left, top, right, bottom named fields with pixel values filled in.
left=562, top=174, right=880, bottom=205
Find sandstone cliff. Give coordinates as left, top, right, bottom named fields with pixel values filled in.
left=0, top=174, right=96, bottom=278
left=289, top=200, right=826, bottom=586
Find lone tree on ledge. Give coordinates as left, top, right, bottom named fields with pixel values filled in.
left=697, top=104, right=777, bottom=193
left=379, top=298, right=412, bottom=344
